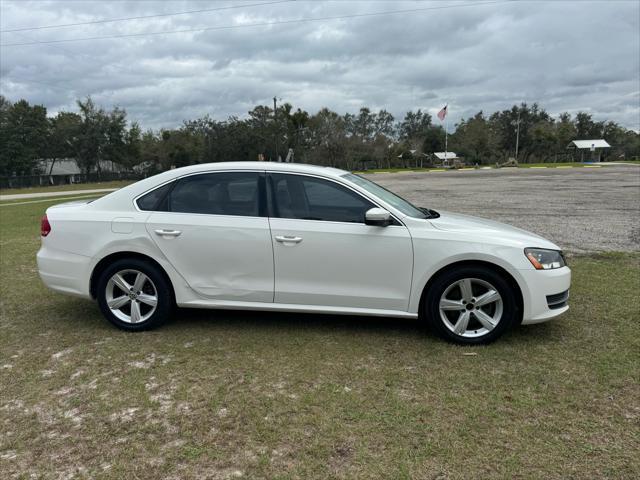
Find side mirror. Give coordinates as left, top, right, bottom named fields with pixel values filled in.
left=365, top=207, right=392, bottom=227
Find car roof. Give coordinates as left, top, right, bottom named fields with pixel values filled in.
left=165, top=161, right=348, bottom=178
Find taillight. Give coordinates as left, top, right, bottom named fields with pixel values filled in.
left=41, top=214, right=51, bottom=237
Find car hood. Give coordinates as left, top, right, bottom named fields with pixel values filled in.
left=427, top=211, right=560, bottom=250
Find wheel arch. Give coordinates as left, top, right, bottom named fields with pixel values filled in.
left=90, top=251, right=176, bottom=304
left=417, top=260, right=524, bottom=322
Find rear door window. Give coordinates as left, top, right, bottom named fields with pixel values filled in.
left=139, top=172, right=263, bottom=216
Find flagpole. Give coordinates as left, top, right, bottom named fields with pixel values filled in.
left=437, top=104, right=448, bottom=165
left=445, top=104, right=448, bottom=165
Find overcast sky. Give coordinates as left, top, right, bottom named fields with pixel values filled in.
left=1, top=0, right=639, bottom=131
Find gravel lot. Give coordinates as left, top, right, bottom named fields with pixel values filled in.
left=365, top=165, right=640, bottom=253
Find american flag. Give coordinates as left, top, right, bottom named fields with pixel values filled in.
left=437, top=105, right=448, bottom=121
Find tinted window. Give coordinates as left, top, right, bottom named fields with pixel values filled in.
left=136, top=182, right=173, bottom=211
left=168, top=172, right=261, bottom=216
left=270, top=173, right=373, bottom=223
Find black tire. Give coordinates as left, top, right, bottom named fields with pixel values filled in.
left=423, top=265, right=519, bottom=344
left=96, top=258, right=173, bottom=331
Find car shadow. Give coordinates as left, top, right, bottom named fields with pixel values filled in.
left=170, top=306, right=559, bottom=345
left=51, top=298, right=559, bottom=346
left=173, top=307, right=425, bottom=337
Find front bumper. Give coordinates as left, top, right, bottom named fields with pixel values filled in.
left=519, top=266, right=571, bottom=325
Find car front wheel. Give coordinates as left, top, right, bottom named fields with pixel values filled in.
left=96, top=258, right=172, bottom=331
left=424, top=266, right=519, bottom=344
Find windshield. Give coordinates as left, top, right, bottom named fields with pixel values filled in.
left=342, top=173, right=427, bottom=219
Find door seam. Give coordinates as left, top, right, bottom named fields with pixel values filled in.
left=267, top=216, right=276, bottom=303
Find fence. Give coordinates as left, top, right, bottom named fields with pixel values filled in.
left=0, top=171, right=144, bottom=190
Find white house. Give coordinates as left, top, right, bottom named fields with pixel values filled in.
left=40, top=159, right=81, bottom=175
left=39, top=158, right=126, bottom=175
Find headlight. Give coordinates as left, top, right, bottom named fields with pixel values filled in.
left=525, top=248, right=566, bottom=270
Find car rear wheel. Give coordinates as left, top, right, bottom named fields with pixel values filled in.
left=96, top=258, right=172, bottom=331
left=424, top=266, right=518, bottom=344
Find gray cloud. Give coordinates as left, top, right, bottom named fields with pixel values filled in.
left=1, top=0, right=638, bottom=130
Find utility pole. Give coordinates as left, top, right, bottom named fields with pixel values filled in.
left=273, top=96, right=279, bottom=162
left=515, top=109, right=521, bottom=161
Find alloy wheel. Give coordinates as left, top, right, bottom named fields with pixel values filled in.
left=438, top=277, right=503, bottom=338
left=105, top=269, right=158, bottom=324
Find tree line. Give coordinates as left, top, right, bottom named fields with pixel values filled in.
left=1, top=94, right=638, bottom=177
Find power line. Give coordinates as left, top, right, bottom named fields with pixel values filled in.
left=7, top=30, right=92, bottom=59
left=0, top=1, right=508, bottom=47
left=0, top=0, right=296, bottom=33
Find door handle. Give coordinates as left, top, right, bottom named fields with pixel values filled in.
left=275, top=235, right=303, bottom=244
left=154, top=229, right=182, bottom=237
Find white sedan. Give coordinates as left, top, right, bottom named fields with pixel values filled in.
left=37, top=162, right=571, bottom=344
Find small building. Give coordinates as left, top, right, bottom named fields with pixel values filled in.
left=434, top=152, right=459, bottom=161
left=40, top=159, right=81, bottom=176
left=39, top=158, right=127, bottom=175
left=433, top=152, right=459, bottom=166
left=567, top=139, right=610, bottom=162
left=32, top=158, right=128, bottom=186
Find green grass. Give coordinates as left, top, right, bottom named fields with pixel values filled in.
left=1, top=201, right=639, bottom=479
left=0, top=180, right=133, bottom=196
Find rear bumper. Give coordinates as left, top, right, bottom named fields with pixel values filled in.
left=37, top=245, right=92, bottom=298
left=519, top=266, right=571, bottom=325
